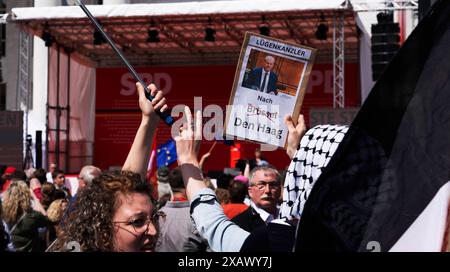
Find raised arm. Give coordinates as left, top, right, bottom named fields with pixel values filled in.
left=284, top=114, right=307, bottom=160
left=174, top=106, right=206, bottom=200
left=243, top=160, right=250, bottom=179
left=174, top=106, right=249, bottom=252
left=198, top=152, right=210, bottom=172
left=30, top=188, right=47, bottom=216
left=122, top=83, right=168, bottom=179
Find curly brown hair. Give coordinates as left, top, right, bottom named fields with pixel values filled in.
left=57, top=170, right=154, bottom=252
left=2, top=181, right=32, bottom=225
left=47, top=199, right=68, bottom=224
left=40, top=182, right=56, bottom=210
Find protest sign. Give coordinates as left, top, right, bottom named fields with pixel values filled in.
left=225, top=32, right=316, bottom=148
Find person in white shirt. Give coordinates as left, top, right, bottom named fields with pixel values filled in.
left=46, top=163, right=57, bottom=183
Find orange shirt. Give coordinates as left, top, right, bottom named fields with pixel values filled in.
left=222, top=203, right=249, bottom=219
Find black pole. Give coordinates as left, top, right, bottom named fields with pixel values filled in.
left=74, top=0, right=174, bottom=125
left=36, top=130, right=42, bottom=169
left=66, top=51, right=71, bottom=173
left=55, top=46, right=61, bottom=169
left=46, top=47, right=50, bottom=171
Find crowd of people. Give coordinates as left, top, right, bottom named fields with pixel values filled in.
left=0, top=81, right=351, bottom=252
left=0, top=163, right=102, bottom=252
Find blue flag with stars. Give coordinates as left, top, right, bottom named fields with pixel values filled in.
left=157, top=139, right=177, bottom=167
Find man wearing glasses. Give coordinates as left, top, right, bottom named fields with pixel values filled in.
left=231, top=166, right=281, bottom=232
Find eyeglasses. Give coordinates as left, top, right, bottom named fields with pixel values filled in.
left=113, top=211, right=166, bottom=237
left=250, top=181, right=281, bottom=191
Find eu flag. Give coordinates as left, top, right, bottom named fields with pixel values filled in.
left=157, top=139, right=177, bottom=167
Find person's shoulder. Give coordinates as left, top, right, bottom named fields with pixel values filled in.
left=27, top=210, right=43, bottom=218
left=231, top=206, right=252, bottom=221
left=24, top=210, right=47, bottom=226
left=161, top=201, right=190, bottom=209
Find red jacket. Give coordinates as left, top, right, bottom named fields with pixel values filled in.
left=222, top=203, right=249, bottom=219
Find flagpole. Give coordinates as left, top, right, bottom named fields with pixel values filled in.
left=207, top=142, right=217, bottom=155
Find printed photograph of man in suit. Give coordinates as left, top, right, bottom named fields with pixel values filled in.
left=243, top=55, right=279, bottom=95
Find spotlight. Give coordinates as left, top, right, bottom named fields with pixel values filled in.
left=122, top=44, right=131, bottom=52
left=205, top=27, right=216, bottom=42
left=93, top=29, right=106, bottom=45
left=147, top=29, right=160, bottom=43
left=41, top=31, right=54, bottom=47
left=147, top=20, right=160, bottom=43
left=204, top=17, right=215, bottom=42
left=259, top=25, right=270, bottom=36
left=315, top=13, right=328, bottom=40
left=259, top=15, right=270, bottom=36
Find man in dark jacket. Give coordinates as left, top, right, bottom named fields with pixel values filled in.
left=244, top=55, right=279, bottom=95
left=231, top=165, right=281, bottom=232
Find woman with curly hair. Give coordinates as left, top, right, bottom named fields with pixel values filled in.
left=56, top=170, right=160, bottom=252
left=53, top=82, right=169, bottom=252
left=45, top=198, right=68, bottom=246
left=2, top=180, right=48, bottom=251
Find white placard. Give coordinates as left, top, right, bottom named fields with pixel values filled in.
left=225, top=32, right=316, bottom=148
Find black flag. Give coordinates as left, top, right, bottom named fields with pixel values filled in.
left=296, top=0, right=450, bottom=251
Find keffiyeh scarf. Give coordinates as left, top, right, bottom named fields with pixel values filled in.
left=279, top=124, right=349, bottom=220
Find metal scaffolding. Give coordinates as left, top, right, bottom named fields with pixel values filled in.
left=331, top=0, right=419, bottom=108
left=333, top=11, right=346, bottom=109
left=351, top=0, right=419, bottom=12
left=46, top=46, right=71, bottom=173
left=17, top=30, right=32, bottom=135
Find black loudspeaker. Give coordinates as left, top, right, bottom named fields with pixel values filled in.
left=419, top=0, right=430, bottom=21
left=371, top=12, right=400, bottom=81
left=36, top=130, right=42, bottom=169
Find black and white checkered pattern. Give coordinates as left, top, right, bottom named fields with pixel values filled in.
left=279, top=124, right=349, bottom=220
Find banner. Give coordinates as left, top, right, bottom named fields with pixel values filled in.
left=94, top=63, right=359, bottom=171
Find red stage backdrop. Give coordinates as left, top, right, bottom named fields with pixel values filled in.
left=94, top=63, right=360, bottom=172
